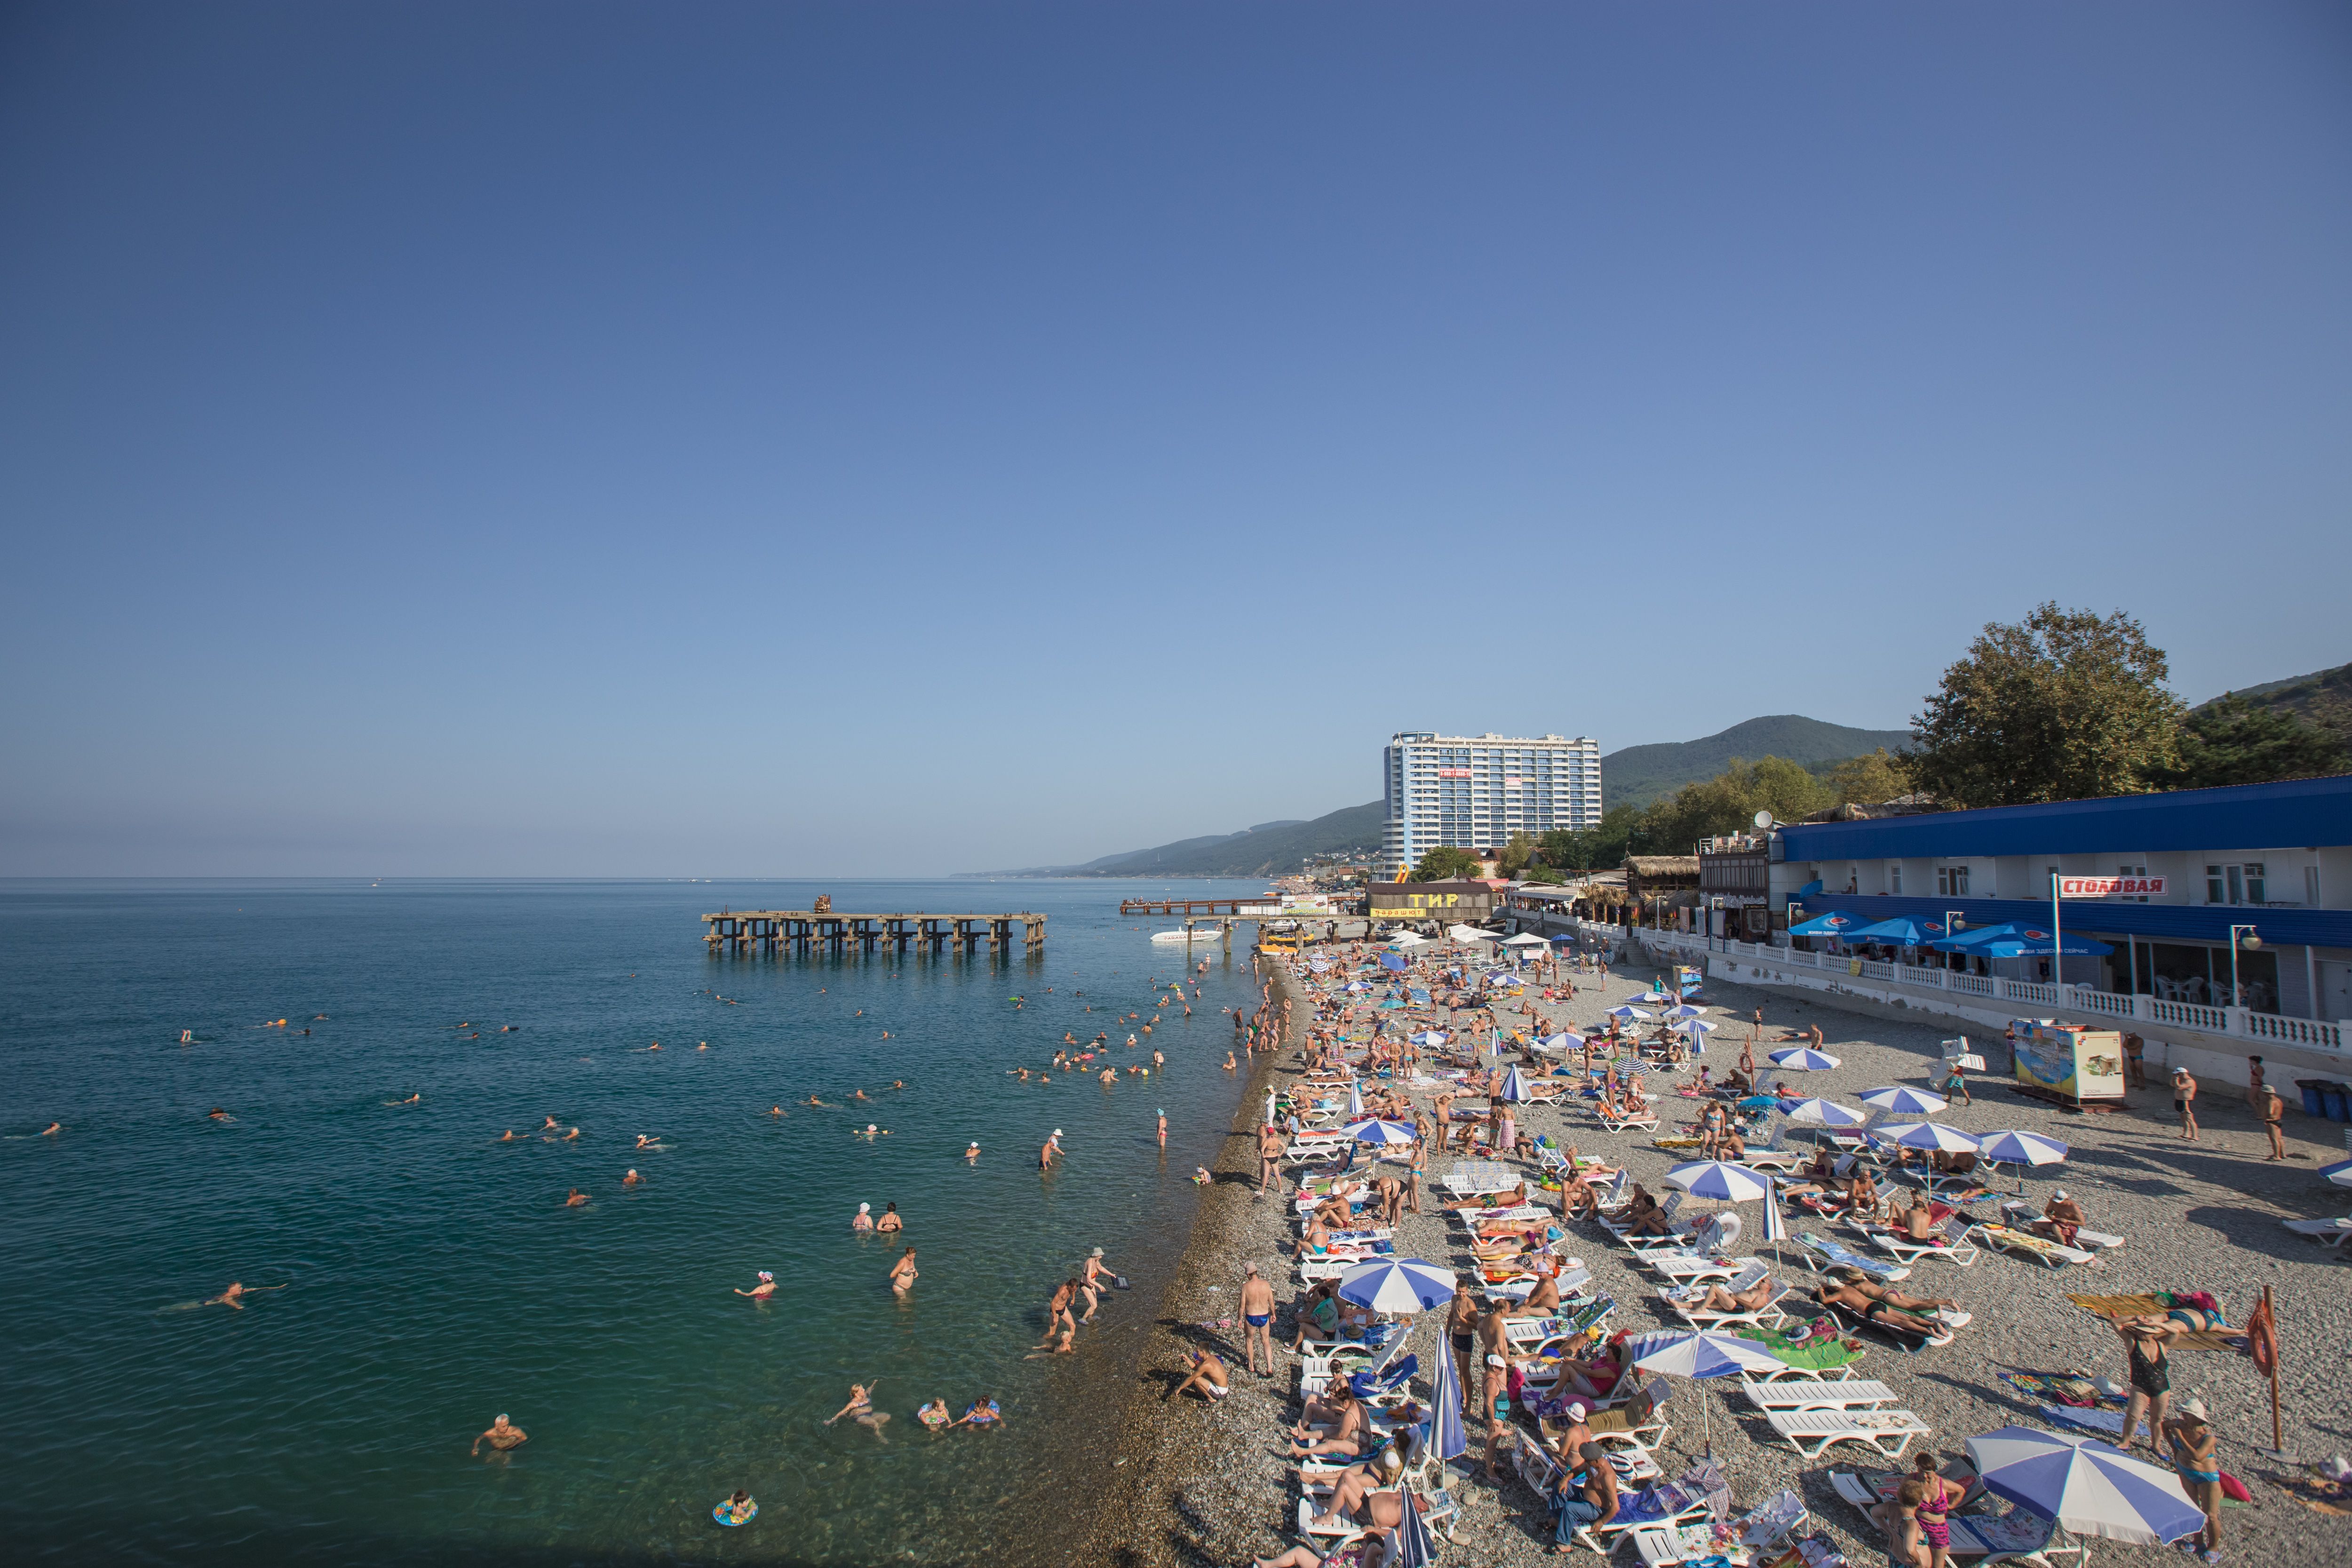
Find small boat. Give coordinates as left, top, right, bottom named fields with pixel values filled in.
left=1150, top=928, right=1219, bottom=944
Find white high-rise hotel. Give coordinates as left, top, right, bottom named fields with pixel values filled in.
left=1381, top=732, right=1603, bottom=875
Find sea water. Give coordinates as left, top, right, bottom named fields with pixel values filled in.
left=1, top=877, right=1272, bottom=1564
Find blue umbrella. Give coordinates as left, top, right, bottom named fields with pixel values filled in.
left=1664, top=1003, right=1707, bottom=1019
left=1430, top=1316, right=1469, bottom=1461
left=1409, top=1029, right=1451, bottom=1047
left=1859, top=1086, right=1949, bottom=1115
left=1878, top=1120, right=1983, bottom=1154
left=1788, top=911, right=1864, bottom=938
left=1664, top=1160, right=1774, bottom=1202
left=1737, top=1094, right=1781, bottom=1110
left=1840, top=915, right=1949, bottom=946
left=1965, top=1426, right=2205, bottom=1546
left=1973, top=931, right=2115, bottom=958
left=1929, top=923, right=2026, bottom=954
left=1607, top=1005, right=1653, bottom=1021
left=1538, top=1030, right=1585, bottom=1049
left=1769, top=1047, right=1841, bottom=1070
left=1976, top=1129, right=2070, bottom=1193
left=1498, top=1067, right=1538, bottom=1103
left=1344, top=1118, right=1418, bottom=1146
left=1394, top=1486, right=1439, bottom=1568
left=2320, top=1156, right=2352, bottom=1189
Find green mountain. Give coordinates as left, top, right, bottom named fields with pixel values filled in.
left=974, top=800, right=1387, bottom=878
left=1600, top=715, right=1915, bottom=809
left=2199, top=661, right=2352, bottom=743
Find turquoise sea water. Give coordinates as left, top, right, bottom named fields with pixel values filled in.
left=1, top=878, right=1273, bottom=1565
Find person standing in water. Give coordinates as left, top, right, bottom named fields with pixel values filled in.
left=889, top=1247, right=918, bottom=1297
left=1156, top=1110, right=1168, bottom=1148
left=471, top=1414, right=528, bottom=1456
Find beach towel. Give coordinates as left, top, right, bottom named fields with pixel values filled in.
left=2063, top=1293, right=2245, bottom=1352
left=2038, top=1403, right=2151, bottom=1441
left=1999, top=1371, right=2104, bottom=1407
left=1752, top=1324, right=1864, bottom=1371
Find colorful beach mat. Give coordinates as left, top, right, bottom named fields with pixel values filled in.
left=1998, top=1370, right=2105, bottom=1407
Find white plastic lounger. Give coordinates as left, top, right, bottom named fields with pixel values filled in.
left=1797, top=1231, right=1911, bottom=1281
left=1855, top=1214, right=1981, bottom=1267
left=1827, top=1474, right=2083, bottom=1567
left=1966, top=1223, right=2097, bottom=1269
left=1738, top=1377, right=1896, bottom=1414
left=1647, top=1251, right=1756, bottom=1286
left=1767, top=1406, right=1930, bottom=1458
left=1996, top=1202, right=2123, bottom=1250
left=1660, top=1281, right=1792, bottom=1332
left=2283, top=1215, right=2352, bottom=1246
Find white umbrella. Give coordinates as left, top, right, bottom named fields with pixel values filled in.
left=1965, top=1426, right=2205, bottom=1547
left=1663, top=1160, right=1774, bottom=1202
left=1449, top=924, right=1497, bottom=944
left=1668, top=1018, right=1719, bottom=1034
left=1878, top=1120, right=1983, bottom=1154
left=1388, top=932, right=1431, bottom=948
left=1860, top=1086, right=1949, bottom=1115
left=1344, top=1118, right=1417, bottom=1146
left=1498, top=1067, right=1539, bottom=1103
left=1758, top=1187, right=1788, bottom=1265
left=1337, top=1257, right=1456, bottom=1315
left=1664, top=1004, right=1707, bottom=1019
left=1347, top=1080, right=1365, bottom=1117
left=1637, top=990, right=1673, bottom=1004
left=1504, top=932, right=1548, bottom=947
left=1408, top=1030, right=1451, bottom=1048
left=1769, top=1047, right=1841, bottom=1070
left=1606, top=1005, right=1653, bottom=1021
left=1779, top=1097, right=1867, bottom=1128
left=1537, top=1030, right=1585, bottom=1050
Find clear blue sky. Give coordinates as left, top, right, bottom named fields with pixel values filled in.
left=3, top=2, right=2347, bottom=876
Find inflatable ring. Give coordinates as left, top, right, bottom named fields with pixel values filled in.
left=713, top=1500, right=758, bottom=1527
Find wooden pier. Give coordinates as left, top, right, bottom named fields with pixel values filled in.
left=703, top=909, right=1045, bottom=956
left=1119, top=897, right=1255, bottom=916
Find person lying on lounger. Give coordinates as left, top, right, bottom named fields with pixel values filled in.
left=1834, top=1268, right=1963, bottom=1320
left=1443, top=1181, right=1530, bottom=1213
left=1814, top=1279, right=1946, bottom=1340
left=1303, top=1444, right=1407, bottom=1531
left=1676, top=1273, right=1778, bottom=1315
left=1779, top=1148, right=1842, bottom=1199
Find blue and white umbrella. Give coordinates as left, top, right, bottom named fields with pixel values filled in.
left=1408, top=1030, right=1451, bottom=1047
left=1337, top=1257, right=1457, bottom=1314
left=1347, top=1080, right=1365, bottom=1118
left=1344, top=1118, right=1418, bottom=1146
left=1779, top=1097, right=1867, bottom=1128
left=1637, top=990, right=1674, bottom=1004
left=1878, top=1120, right=1984, bottom=1154
left=1498, top=1067, right=1539, bottom=1103
left=1430, top=1316, right=1470, bottom=1461
left=1607, top=1005, right=1654, bottom=1021
left=1664, top=1160, right=1774, bottom=1202
left=2321, top=1156, right=2352, bottom=1189
left=1628, top=1329, right=1783, bottom=1450
left=1394, top=1487, right=1439, bottom=1568
left=1669, top=1018, right=1719, bottom=1034
left=1346, top=980, right=1373, bottom=992
left=1976, top=1129, right=2071, bottom=1192
left=1965, top=1425, right=2205, bottom=1546
left=1758, top=1188, right=1788, bottom=1263
left=1665, top=1004, right=1708, bottom=1019
left=1538, top=1031, right=1585, bottom=1050
left=1860, top=1086, right=1949, bottom=1115
left=1769, top=1047, right=1841, bottom=1070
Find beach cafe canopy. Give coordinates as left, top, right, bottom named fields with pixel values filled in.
left=1788, top=911, right=1865, bottom=939
left=1971, top=930, right=2115, bottom=959
left=1840, top=915, right=1949, bottom=947
left=1928, top=923, right=2026, bottom=954
left=1964, top=1426, right=2205, bottom=1547
left=1448, top=924, right=1498, bottom=943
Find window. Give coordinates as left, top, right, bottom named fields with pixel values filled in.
left=2245, top=863, right=2266, bottom=904
left=2206, top=863, right=2267, bottom=905
left=2309, top=865, right=2323, bottom=907
left=1936, top=865, right=1969, bottom=898
left=1889, top=864, right=1902, bottom=895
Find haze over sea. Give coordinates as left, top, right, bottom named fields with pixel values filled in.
left=2, top=877, right=1273, bottom=1565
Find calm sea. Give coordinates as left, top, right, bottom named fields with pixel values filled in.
left=1, top=877, right=1274, bottom=1566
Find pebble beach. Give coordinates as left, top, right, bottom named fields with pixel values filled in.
left=1072, top=937, right=2352, bottom=1568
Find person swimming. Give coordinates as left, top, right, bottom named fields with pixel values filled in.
left=207, top=1107, right=232, bottom=1121
left=734, top=1270, right=776, bottom=1300
left=966, top=1141, right=981, bottom=1161
left=623, top=1168, right=642, bottom=1187
left=917, top=1398, right=953, bottom=1432
left=955, top=1398, right=1004, bottom=1428
left=826, top=1382, right=890, bottom=1441
left=565, top=1188, right=588, bottom=1207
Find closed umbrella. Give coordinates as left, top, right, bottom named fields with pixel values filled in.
left=1347, top=1080, right=1365, bottom=1118
left=1393, top=1488, right=1439, bottom=1568
left=1344, top=1118, right=1418, bottom=1146
left=1628, top=1330, right=1783, bottom=1451
left=1964, top=1426, right=2205, bottom=1547
left=1498, top=1067, right=1538, bottom=1103
left=1663, top=1160, right=1774, bottom=1203
left=1337, top=1257, right=1457, bottom=1315
left=1758, top=1186, right=1788, bottom=1266
left=1769, top=1047, right=1841, bottom=1070
left=1429, top=1314, right=1470, bottom=1461
left=1976, top=1129, right=2070, bottom=1193
left=1860, top=1086, right=1949, bottom=1115
left=1878, top=1120, right=1983, bottom=1154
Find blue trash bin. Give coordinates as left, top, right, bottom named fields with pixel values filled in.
left=2323, top=1084, right=2351, bottom=1124
left=2300, top=1081, right=2328, bottom=1117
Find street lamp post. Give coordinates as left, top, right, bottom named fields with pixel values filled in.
left=2228, top=925, right=2260, bottom=1009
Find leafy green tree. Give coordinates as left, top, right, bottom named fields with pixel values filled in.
left=1538, top=806, right=1644, bottom=870
left=1828, top=747, right=1910, bottom=806
left=1496, top=831, right=1537, bottom=877
left=1902, top=603, right=2182, bottom=808
left=1638, top=756, right=1830, bottom=850
left=2150, top=694, right=2347, bottom=790
left=1411, top=845, right=1482, bottom=882
left=1521, top=863, right=1567, bottom=885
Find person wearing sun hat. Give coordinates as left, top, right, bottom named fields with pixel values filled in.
left=2163, top=1396, right=2224, bottom=1561
left=850, top=1202, right=873, bottom=1233
left=1040, top=1129, right=1064, bottom=1169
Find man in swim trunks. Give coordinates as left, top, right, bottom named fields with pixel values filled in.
left=2163, top=1397, right=2223, bottom=1561
left=564, top=1188, right=588, bottom=1207
left=1169, top=1347, right=1230, bottom=1403
left=734, top=1270, right=776, bottom=1299
left=1239, top=1263, right=1276, bottom=1376
left=472, top=1413, right=528, bottom=1455
left=2029, top=1190, right=2084, bottom=1246
left=1813, top=1280, right=1947, bottom=1343
left=2259, top=1083, right=2287, bottom=1161
left=2173, top=1068, right=2199, bottom=1141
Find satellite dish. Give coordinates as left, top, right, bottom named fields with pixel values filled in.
left=1752, top=810, right=1776, bottom=830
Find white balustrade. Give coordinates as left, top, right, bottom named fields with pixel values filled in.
left=2002, top=979, right=2059, bottom=1006
left=2150, top=997, right=2228, bottom=1033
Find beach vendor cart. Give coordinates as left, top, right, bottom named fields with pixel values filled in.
left=2008, top=1020, right=2125, bottom=1110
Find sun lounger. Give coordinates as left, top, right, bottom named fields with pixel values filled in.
left=1630, top=1520, right=1726, bottom=1566
left=1659, top=1279, right=1792, bottom=1332
left=1967, top=1223, right=2098, bottom=1269
left=1796, top=1231, right=1911, bottom=1281
left=1854, top=1213, right=1981, bottom=1267
left=1827, top=1472, right=2083, bottom=1567
left=1597, top=1102, right=1661, bottom=1134
left=1635, top=1487, right=1808, bottom=1564
left=1442, top=1162, right=1521, bottom=1198
left=1995, top=1202, right=2123, bottom=1250
left=1571, top=1488, right=1711, bottom=1557
left=1738, top=1376, right=1896, bottom=1413
left=1766, top=1406, right=1930, bottom=1458
left=1738, top=1148, right=1804, bottom=1173
left=2282, top=1215, right=2352, bottom=1246
left=1809, top=1297, right=1943, bottom=1353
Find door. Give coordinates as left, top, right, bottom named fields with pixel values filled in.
left=2319, top=961, right=2352, bottom=1024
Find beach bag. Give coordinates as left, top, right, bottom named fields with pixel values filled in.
left=1675, top=1455, right=1734, bottom=1521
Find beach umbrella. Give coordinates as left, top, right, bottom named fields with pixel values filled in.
left=1346, top=980, right=1372, bottom=992
left=1859, top=1086, right=1949, bottom=1115
left=1429, top=1319, right=1470, bottom=1461
left=1976, top=1129, right=2071, bottom=1192
left=1378, top=953, right=1408, bottom=971
left=1878, top=1120, right=1983, bottom=1154
left=1628, top=1329, right=1783, bottom=1451
left=1788, top=911, right=1863, bottom=939
left=1769, top=1047, right=1841, bottom=1070
left=1842, top=915, right=1948, bottom=946
left=1669, top=1018, right=1719, bottom=1034
left=1637, top=990, right=1674, bottom=1004
left=1665, top=1003, right=1707, bottom=1019
left=1498, top=1067, right=1538, bottom=1103
left=1758, top=1187, right=1788, bottom=1266
left=1408, top=1030, right=1450, bottom=1047
left=1736, top=1094, right=1781, bottom=1111
left=1347, top=1080, right=1366, bottom=1117
left=1607, top=1005, right=1653, bottom=1022
left=1393, top=1487, right=1439, bottom=1568
left=1964, top=1426, right=2205, bottom=1547
left=1344, top=1118, right=1418, bottom=1146
left=1663, top=1161, right=1774, bottom=1203
left=1537, top=1031, right=1584, bottom=1050
left=1779, top=1097, right=1867, bottom=1127
left=1337, top=1257, right=1457, bottom=1315
left=1504, top=932, right=1548, bottom=948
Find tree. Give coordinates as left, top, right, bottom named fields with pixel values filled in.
left=2149, top=694, right=2347, bottom=790
left=1411, top=845, right=1482, bottom=882
left=1521, top=863, right=1567, bottom=885
left=1638, top=756, right=1830, bottom=851
left=1902, top=603, right=2182, bottom=808
left=1829, top=748, right=1910, bottom=806
left=1496, top=831, right=1537, bottom=877
left=1536, top=806, right=1643, bottom=872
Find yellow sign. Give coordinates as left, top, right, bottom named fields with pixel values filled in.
left=1369, top=891, right=1468, bottom=913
